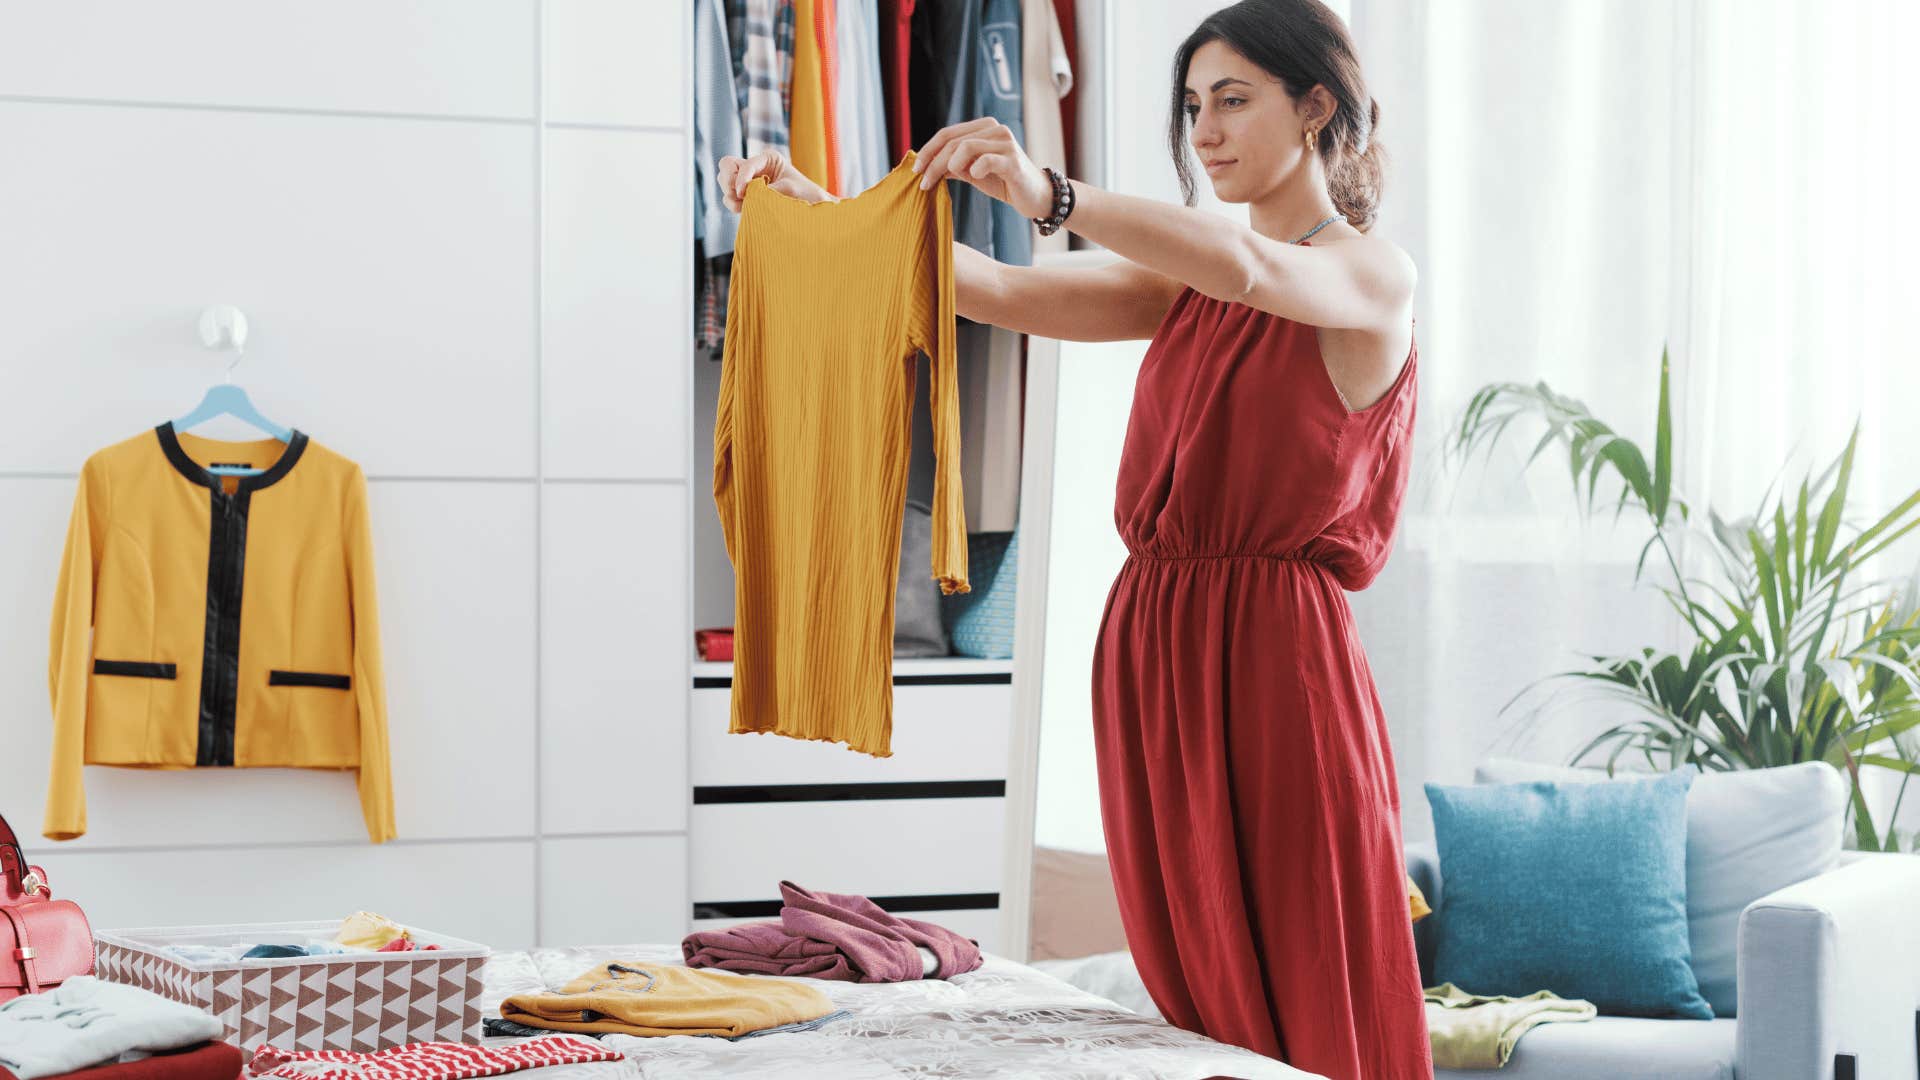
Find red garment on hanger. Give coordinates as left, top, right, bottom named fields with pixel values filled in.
left=878, top=0, right=917, bottom=161
left=1091, top=250, right=1429, bottom=1079
left=1052, top=0, right=1077, bottom=177
left=815, top=0, right=844, bottom=195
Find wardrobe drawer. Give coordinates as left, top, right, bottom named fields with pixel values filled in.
left=690, top=682, right=1012, bottom=787
left=689, top=796, right=1005, bottom=903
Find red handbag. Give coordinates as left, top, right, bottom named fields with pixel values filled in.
left=0, top=809, right=94, bottom=1001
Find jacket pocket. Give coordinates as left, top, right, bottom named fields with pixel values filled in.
left=269, top=670, right=352, bottom=690
left=92, top=659, right=176, bottom=679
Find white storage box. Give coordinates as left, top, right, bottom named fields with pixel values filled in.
left=95, top=919, right=490, bottom=1051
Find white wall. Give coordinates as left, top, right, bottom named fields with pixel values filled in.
left=0, top=0, right=692, bottom=951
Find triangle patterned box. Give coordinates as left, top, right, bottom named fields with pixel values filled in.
left=94, top=919, right=490, bottom=1052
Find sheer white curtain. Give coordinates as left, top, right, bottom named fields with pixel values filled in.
left=1349, top=0, right=1920, bottom=842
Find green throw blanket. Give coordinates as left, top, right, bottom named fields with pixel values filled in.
left=1423, top=982, right=1597, bottom=1069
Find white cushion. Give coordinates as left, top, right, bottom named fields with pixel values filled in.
left=1437, top=1015, right=1737, bottom=1079
left=1029, top=950, right=1166, bottom=1019
left=1474, top=758, right=1846, bottom=1017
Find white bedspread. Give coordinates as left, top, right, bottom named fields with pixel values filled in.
left=479, top=945, right=1323, bottom=1080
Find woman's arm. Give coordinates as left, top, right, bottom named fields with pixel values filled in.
left=955, top=242, right=1184, bottom=342
left=1060, top=184, right=1412, bottom=331
left=720, top=148, right=1181, bottom=342
left=915, top=119, right=1414, bottom=332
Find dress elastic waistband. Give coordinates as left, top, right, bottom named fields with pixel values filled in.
left=1125, top=550, right=1321, bottom=564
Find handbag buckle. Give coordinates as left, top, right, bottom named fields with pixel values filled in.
left=19, top=871, right=48, bottom=897
left=13, top=947, right=32, bottom=961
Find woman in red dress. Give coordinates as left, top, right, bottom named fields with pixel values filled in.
left=718, top=2, right=1427, bottom=1076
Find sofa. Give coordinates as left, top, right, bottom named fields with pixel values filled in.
left=1408, top=839, right=1920, bottom=1079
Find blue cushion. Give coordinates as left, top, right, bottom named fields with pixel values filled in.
left=1425, top=766, right=1713, bottom=1019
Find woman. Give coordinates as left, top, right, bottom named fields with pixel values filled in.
left=717, top=1, right=1428, bottom=1076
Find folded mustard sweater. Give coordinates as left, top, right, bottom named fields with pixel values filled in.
left=45, top=424, right=395, bottom=843
left=500, top=962, right=835, bottom=1038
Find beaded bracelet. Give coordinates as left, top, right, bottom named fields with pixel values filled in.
left=1032, top=166, right=1075, bottom=236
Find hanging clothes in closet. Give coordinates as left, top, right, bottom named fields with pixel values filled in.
left=788, top=0, right=838, bottom=196
left=697, top=0, right=1076, bottom=351
left=911, top=0, right=1030, bottom=268
left=695, top=0, right=746, bottom=353
left=877, top=0, right=917, bottom=163
left=1020, top=0, right=1073, bottom=255
left=738, top=0, right=795, bottom=159
left=44, top=426, right=396, bottom=844
left=834, top=0, right=892, bottom=193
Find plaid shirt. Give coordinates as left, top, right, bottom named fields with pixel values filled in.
left=700, top=252, right=733, bottom=353
left=741, top=0, right=794, bottom=157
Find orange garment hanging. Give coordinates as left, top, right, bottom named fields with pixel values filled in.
left=790, top=0, right=841, bottom=196
left=714, top=151, right=968, bottom=757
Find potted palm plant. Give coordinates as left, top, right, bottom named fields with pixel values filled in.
left=1450, top=349, right=1920, bottom=851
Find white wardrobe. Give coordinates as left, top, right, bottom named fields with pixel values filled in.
left=0, top=0, right=1066, bottom=956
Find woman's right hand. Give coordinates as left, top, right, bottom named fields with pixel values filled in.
left=718, top=150, right=833, bottom=213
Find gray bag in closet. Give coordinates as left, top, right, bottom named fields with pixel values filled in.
left=893, top=499, right=950, bottom=657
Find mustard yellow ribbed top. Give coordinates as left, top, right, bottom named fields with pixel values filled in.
left=715, top=151, right=969, bottom=758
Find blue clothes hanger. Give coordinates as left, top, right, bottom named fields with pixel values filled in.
left=176, top=308, right=291, bottom=476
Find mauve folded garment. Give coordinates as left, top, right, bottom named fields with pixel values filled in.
left=0, top=1041, right=242, bottom=1080
left=683, top=882, right=984, bottom=983
left=778, top=881, right=982, bottom=982
left=682, top=920, right=856, bottom=980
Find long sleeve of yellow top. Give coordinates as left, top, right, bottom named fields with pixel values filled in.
left=714, top=151, right=969, bottom=758
left=45, top=424, right=397, bottom=843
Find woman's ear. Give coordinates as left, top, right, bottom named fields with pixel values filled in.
left=1300, top=85, right=1338, bottom=131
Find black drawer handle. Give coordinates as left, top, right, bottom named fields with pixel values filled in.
left=93, top=660, right=176, bottom=679
left=269, top=670, right=351, bottom=690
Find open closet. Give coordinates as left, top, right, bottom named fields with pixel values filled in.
left=678, top=0, right=1114, bottom=958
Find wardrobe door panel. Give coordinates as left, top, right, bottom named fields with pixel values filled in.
left=542, top=128, right=688, bottom=481
left=541, top=482, right=688, bottom=835
left=0, top=2, right=535, bottom=119
left=545, top=0, right=685, bottom=129
left=0, top=104, right=536, bottom=477
left=540, top=835, right=687, bottom=946
left=29, top=841, right=537, bottom=950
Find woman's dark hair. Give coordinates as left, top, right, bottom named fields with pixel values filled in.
left=1169, top=0, right=1385, bottom=231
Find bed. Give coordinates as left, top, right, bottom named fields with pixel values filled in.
left=476, top=945, right=1324, bottom=1080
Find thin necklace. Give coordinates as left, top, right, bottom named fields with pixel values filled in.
left=1292, top=213, right=1342, bottom=244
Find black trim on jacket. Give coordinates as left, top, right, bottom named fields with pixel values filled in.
left=154, top=423, right=311, bottom=767
left=92, top=660, right=176, bottom=679
left=269, top=670, right=352, bottom=690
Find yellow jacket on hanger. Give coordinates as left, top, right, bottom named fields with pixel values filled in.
left=45, top=424, right=396, bottom=843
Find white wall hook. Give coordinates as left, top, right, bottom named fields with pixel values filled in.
left=197, top=304, right=250, bottom=379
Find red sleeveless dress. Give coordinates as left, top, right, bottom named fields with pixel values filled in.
left=1089, top=267, right=1430, bottom=1079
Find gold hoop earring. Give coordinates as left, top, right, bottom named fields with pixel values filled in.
left=1304, top=128, right=1318, bottom=152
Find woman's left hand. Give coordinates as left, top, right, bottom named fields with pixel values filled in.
left=914, top=118, right=1054, bottom=220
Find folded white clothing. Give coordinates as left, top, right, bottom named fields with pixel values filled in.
left=0, top=975, right=224, bottom=1080
left=164, top=944, right=251, bottom=964
left=166, top=939, right=361, bottom=964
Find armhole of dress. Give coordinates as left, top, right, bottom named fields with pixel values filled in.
left=1293, top=238, right=1356, bottom=412
left=1296, top=237, right=1409, bottom=415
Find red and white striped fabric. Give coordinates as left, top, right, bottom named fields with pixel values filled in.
left=247, top=1035, right=622, bottom=1079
